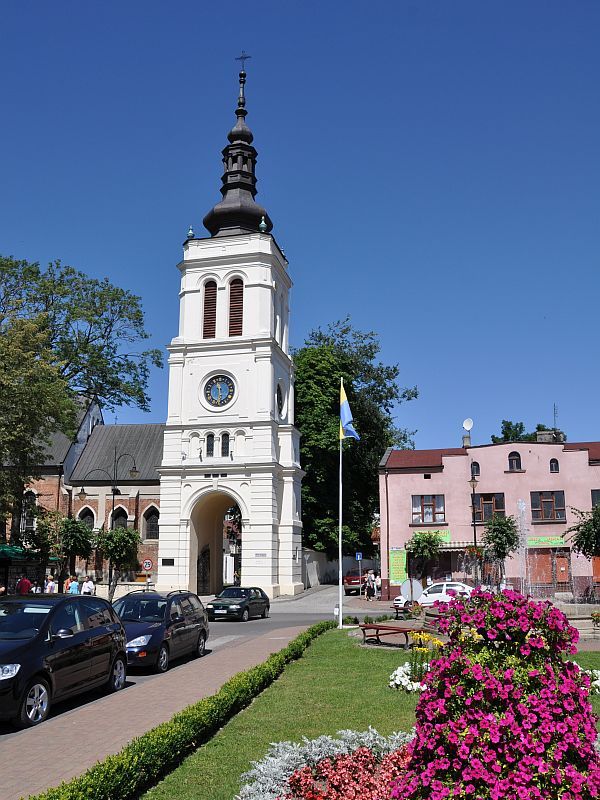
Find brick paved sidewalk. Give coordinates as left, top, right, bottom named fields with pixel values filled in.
left=0, top=624, right=308, bottom=800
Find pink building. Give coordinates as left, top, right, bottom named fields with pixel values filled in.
left=378, top=436, right=600, bottom=601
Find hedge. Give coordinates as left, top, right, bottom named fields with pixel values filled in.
left=28, top=620, right=336, bottom=800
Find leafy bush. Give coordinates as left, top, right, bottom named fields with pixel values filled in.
left=29, top=621, right=336, bottom=800
left=237, top=728, right=414, bottom=800
left=391, top=590, right=600, bottom=800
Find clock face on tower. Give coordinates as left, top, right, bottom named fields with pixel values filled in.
left=204, top=375, right=235, bottom=407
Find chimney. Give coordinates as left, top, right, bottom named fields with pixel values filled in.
left=462, top=433, right=471, bottom=447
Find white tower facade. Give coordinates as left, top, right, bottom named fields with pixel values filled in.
left=157, top=68, right=303, bottom=598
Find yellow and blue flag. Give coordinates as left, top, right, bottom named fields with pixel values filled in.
left=340, top=381, right=360, bottom=441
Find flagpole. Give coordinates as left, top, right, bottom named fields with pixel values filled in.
left=338, top=379, right=344, bottom=629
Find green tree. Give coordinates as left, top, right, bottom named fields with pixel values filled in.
left=293, top=318, right=417, bottom=557
left=96, top=526, right=141, bottom=602
left=567, top=505, right=600, bottom=560
left=406, top=531, right=443, bottom=581
left=0, top=255, right=162, bottom=531
left=0, top=316, right=76, bottom=539
left=491, top=420, right=566, bottom=443
left=482, top=514, right=519, bottom=586
left=28, top=511, right=94, bottom=587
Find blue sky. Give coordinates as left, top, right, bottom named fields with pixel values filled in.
left=1, top=2, right=599, bottom=449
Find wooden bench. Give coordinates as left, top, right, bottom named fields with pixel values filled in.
left=359, top=624, right=424, bottom=648
left=390, top=605, right=414, bottom=620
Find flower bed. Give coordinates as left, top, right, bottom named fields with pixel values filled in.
left=391, top=589, right=600, bottom=800
left=237, top=728, right=413, bottom=800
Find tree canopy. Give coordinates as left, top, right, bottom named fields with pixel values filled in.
left=567, top=505, right=600, bottom=561
left=406, top=531, right=443, bottom=579
left=491, top=420, right=566, bottom=443
left=0, top=255, right=162, bottom=530
left=482, top=514, right=519, bottom=585
left=96, top=526, right=141, bottom=601
left=293, top=318, right=417, bottom=558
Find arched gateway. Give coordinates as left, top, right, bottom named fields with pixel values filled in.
left=156, top=66, right=303, bottom=598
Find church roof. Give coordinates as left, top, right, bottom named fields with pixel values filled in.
left=202, top=65, right=273, bottom=237
left=70, top=423, right=165, bottom=484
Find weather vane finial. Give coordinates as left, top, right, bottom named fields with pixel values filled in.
left=235, top=50, right=251, bottom=71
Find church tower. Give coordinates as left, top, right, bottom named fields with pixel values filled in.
left=157, top=66, right=304, bottom=598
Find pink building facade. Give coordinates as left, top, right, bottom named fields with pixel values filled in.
left=378, top=439, right=600, bottom=601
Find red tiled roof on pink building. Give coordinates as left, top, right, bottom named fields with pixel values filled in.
left=382, top=448, right=467, bottom=470
left=563, top=442, right=600, bottom=462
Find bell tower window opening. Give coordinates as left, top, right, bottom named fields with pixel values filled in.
left=221, top=432, right=230, bottom=457
left=229, top=279, right=243, bottom=336
left=203, top=281, right=217, bottom=339
left=206, top=434, right=215, bottom=458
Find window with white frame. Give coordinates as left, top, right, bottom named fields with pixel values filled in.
left=412, top=495, right=445, bottom=524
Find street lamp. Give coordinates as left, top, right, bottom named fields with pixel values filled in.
left=77, top=447, right=139, bottom=584
left=469, top=474, right=479, bottom=585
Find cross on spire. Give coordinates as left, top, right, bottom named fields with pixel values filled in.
left=235, top=51, right=251, bottom=71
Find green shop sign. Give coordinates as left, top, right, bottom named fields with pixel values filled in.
left=527, top=535, right=565, bottom=548
left=389, top=548, right=407, bottom=585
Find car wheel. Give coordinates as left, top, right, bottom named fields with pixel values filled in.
left=16, top=678, right=51, bottom=728
left=344, top=590, right=351, bottom=596
left=241, top=608, right=249, bottom=622
left=404, top=600, right=411, bottom=609
left=261, top=605, right=270, bottom=619
left=155, top=644, right=170, bottom=673
left=106, top=656, right=126, bottom=693
left=195, top=632, right=206, bottom=658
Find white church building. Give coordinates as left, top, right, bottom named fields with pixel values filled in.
left=156, top=67, right=304, bottom=598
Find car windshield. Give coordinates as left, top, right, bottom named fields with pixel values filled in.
left=218, top=588, right=250, bottom=599
left=113, top=597, right=167, bottom=622
left=0, top=601, right=52, bottom=639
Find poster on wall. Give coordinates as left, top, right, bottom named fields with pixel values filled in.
left=527, top=535, right=565, bottom=548
left=389, top=548, right=407, bottom=585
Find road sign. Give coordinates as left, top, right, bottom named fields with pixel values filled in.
left=142, top=558, right=153, bottom=571
left=355, top=552, right=363, bottom=561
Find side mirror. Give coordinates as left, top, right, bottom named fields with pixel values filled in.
left=53, top=627, right=74, bottom=639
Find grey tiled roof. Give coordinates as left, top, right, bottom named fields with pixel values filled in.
left=70, top=424, right=165, bottom=484
left=40, top=402, right=88, bottom=466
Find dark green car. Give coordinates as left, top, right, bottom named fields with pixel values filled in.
left=206, top=587, right=270, bottom=622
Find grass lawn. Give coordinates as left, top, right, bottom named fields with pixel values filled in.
left=142, top=633, right=600, bottom=800
left=143, top=630, right=417, bottom=800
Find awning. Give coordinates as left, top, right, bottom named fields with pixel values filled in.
left=0, top=544, right=60, bottom=562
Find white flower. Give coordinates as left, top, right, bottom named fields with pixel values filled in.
left=389, top=663, right=427, bottom=693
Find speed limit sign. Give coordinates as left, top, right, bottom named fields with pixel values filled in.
left=142, top=558, right=153, bottom=571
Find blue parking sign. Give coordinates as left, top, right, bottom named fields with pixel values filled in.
left=355, top=552, right=363, bottom=561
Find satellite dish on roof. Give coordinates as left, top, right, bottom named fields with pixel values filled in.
left=462, top=418, right=474, bottom=432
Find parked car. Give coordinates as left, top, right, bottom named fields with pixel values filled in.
left=393, top=581, right=473, bottom=609
left=206, top=587, right=270, bottom=621
left=112, top=590, right=209, bottom=673
left=343, top=570, right=367, bottom=596
left=0, top=594, right=126, bottom=728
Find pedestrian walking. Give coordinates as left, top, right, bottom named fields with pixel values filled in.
left=365, top=570, right=376, bottom=601
left=375, top=572, right=382, bottom=600
left=0, top=585, right=6, bottom=596
left=16, top=574, right=32, bottom=595
left=45, top=575, right=56, bottom=593
left=31, top=581, right=42, bottom=593
left=68, top=576, right=80, bottom=594
left=81, top=575, right=95, bottom=595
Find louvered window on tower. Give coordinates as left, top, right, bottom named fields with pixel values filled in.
left=229, top=279, right=243, bottom=336
left=203, top=281, right=217, bottom=339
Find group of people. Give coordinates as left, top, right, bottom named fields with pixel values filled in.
left=364, top=570, right=382, bottom=601
left=0, top=574, right=97, bottom=596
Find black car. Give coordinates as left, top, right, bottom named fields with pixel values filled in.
left=0, top=594, right=126, bottom=728
left=113, top=590, right=209, bottom=673
left=206, top=587, right=270, bottom=622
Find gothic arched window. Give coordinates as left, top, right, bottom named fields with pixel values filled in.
left=203, top=281, right=217, bottom=339
left=471, top=461, right=480, bottom=477
left=228, top=279, right=243, bottom=336
left=550, top=458, right=559, bottom=474
left=144, top=508, right=159, bottom=540
left=78, top=508, right=95, bottom=528
left=112, top=508, right=128, bottom=529
left=508, top=451, right=521, bottom=471
left=206, top=434, right=215, bottom=458
left=221, top=433, right=230, bottom=457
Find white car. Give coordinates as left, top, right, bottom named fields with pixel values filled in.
left=394, top=581, right=473, bottom=609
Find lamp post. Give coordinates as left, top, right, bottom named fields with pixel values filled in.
left=469, top=475, right=479, bottom=586
left=77, top=447, right=139, bottom=584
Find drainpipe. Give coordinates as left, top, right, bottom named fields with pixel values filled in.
left=384, top=469, right=390, bottom=600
